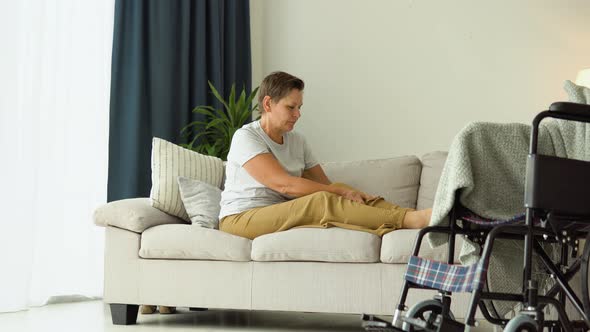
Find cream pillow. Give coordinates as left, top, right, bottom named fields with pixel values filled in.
left=150, top=137, right=224, bottom=221
left=93, top=198, right=185, bottom=233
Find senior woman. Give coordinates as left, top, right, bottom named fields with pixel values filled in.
left=219, top=71, right=431, bottom=240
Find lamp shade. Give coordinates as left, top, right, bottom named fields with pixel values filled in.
left=575, top=68, right=590, bottom=88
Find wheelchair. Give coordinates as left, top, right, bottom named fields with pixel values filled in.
left=362, top=102, right=590, bottom=331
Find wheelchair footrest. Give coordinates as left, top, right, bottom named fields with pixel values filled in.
left=400, top=315, right=465, bottom=332
left=361, top=314, right=404, bottom=332
left=436, top=316, right=466, bottom=332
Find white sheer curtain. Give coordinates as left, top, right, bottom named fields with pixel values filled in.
left=0, top=0, right=114, bottom=312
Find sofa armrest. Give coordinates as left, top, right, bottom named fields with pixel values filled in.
left=93, top=198, right=186, bottom=233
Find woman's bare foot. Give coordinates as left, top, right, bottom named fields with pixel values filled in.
left=402, top=208, right=432, bottom=229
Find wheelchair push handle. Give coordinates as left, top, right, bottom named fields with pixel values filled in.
left=549, top=101, right=590, bottom=118
left=530, top=102, right=590, bottom=155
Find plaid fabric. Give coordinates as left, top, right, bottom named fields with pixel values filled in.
left=459, top=207, right=526, bottom=227
left=404, top=256, right=487, bottom=293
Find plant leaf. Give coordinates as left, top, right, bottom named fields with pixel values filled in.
left=233, top=89, right=246, bottom=126
left=208, top=81, right=230, bottom=112
left=237, top=109, right=251, bottom=128
left=212, top=106, right=231, bottom=123
left=192, top=105, right=215, bottom=112
left=188, top=130, right=215, bottom=147
left=244, top=87, right=259, bottom=111
left=181, top=83, right=261, bottom=160
left=206, top=118, right=229, bottom=134
left=182, top=120, right=209, bottom=130
left=192, top=107, right=217, bottom=118
left=227, top=84, right=236, bottom=124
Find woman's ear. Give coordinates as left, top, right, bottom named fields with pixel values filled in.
left=262, top=96, right=273, bottom=113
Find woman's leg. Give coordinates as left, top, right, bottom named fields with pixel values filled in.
left=220, top=190, right=416, bottom=239
left=328, top=182, right=398, bottom=209
left=329, top=183, right=432, bottom=229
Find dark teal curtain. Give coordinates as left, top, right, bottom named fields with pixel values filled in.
left=107, top=0, right=251, bottom=202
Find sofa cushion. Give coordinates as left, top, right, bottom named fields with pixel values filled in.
left=321, top=156, right=422, bottom=209
left=416, top=151, right=448, bottom=210
left=93, top=198, right=185, bottom=233
left=380, top=229, right=463, bottom=264
left=251, top=228, right=381, bottom=263
left=140, top=224, right=251, bottom=261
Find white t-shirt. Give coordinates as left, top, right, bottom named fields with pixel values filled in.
left=219, top=120, right=319, bottom=220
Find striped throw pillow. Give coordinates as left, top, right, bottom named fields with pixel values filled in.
left=150, top=137, right=224, bottom=221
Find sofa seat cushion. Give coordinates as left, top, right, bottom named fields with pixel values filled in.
left=140, top=224, right=251, bottom=261
left=251, top=228, right=381, bottom=263
left=380, top=229, right=463, bottom=264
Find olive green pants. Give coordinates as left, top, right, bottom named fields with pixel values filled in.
left=219, top=183, right=414, bottom=240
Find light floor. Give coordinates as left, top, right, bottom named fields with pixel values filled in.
left=0, top=300, right=498, bottom=332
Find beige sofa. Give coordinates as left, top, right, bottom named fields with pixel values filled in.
left=94, top=151, right=482, bottom=326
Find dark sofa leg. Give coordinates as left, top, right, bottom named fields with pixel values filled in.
left=189, top=307, right=208, bottom=311
left=109, top=304, right=139, bottom=325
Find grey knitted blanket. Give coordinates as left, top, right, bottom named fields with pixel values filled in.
left=427, top=80, right=590, bottom=317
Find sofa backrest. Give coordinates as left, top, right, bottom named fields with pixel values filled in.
left=221, top=152, right=448, bottom=210
left=417, top=151, right=448, bottom=210
left=321, top=156, right=422, bottom=209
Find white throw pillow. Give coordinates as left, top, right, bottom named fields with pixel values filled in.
left=150, top=137, right=224, bottom=221
left=177, top=176, right=222, bottom=228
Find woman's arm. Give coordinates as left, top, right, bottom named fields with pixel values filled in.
left=302, top=164, right=331, bottom=185
left=243, top=153, right=366, bottom=203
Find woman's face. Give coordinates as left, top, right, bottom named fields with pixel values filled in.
left=265, top=88, right=303, bottom=133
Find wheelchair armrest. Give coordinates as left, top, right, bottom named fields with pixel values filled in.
left=549, top=102, right=590, bottom=120
left=531, top=103, right=590, bottom=149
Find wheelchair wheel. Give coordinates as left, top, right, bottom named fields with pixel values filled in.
left=581, top=233, right=590, bottom=317
left=504, top=314, right=538, bottom=332
left=402, top=299, right=454, bottom=332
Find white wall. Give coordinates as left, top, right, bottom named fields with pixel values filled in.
left=250, top=0, right=590, bottom=162
left=0, top=0, right=17, bottom=125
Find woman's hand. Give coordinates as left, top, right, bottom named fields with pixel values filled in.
left=339, top=189, right=377, bottom=204
left=361, top=192, right=378, bottom=201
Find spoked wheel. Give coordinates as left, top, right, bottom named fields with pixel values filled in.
left=581, top=233, right=590, bottom=318
left=504, top=314, right=538, bottom=332
left=402, top=299, right=454, bottom=332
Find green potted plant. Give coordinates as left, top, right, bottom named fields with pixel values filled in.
left=181, top=81, right=259, bottom=160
